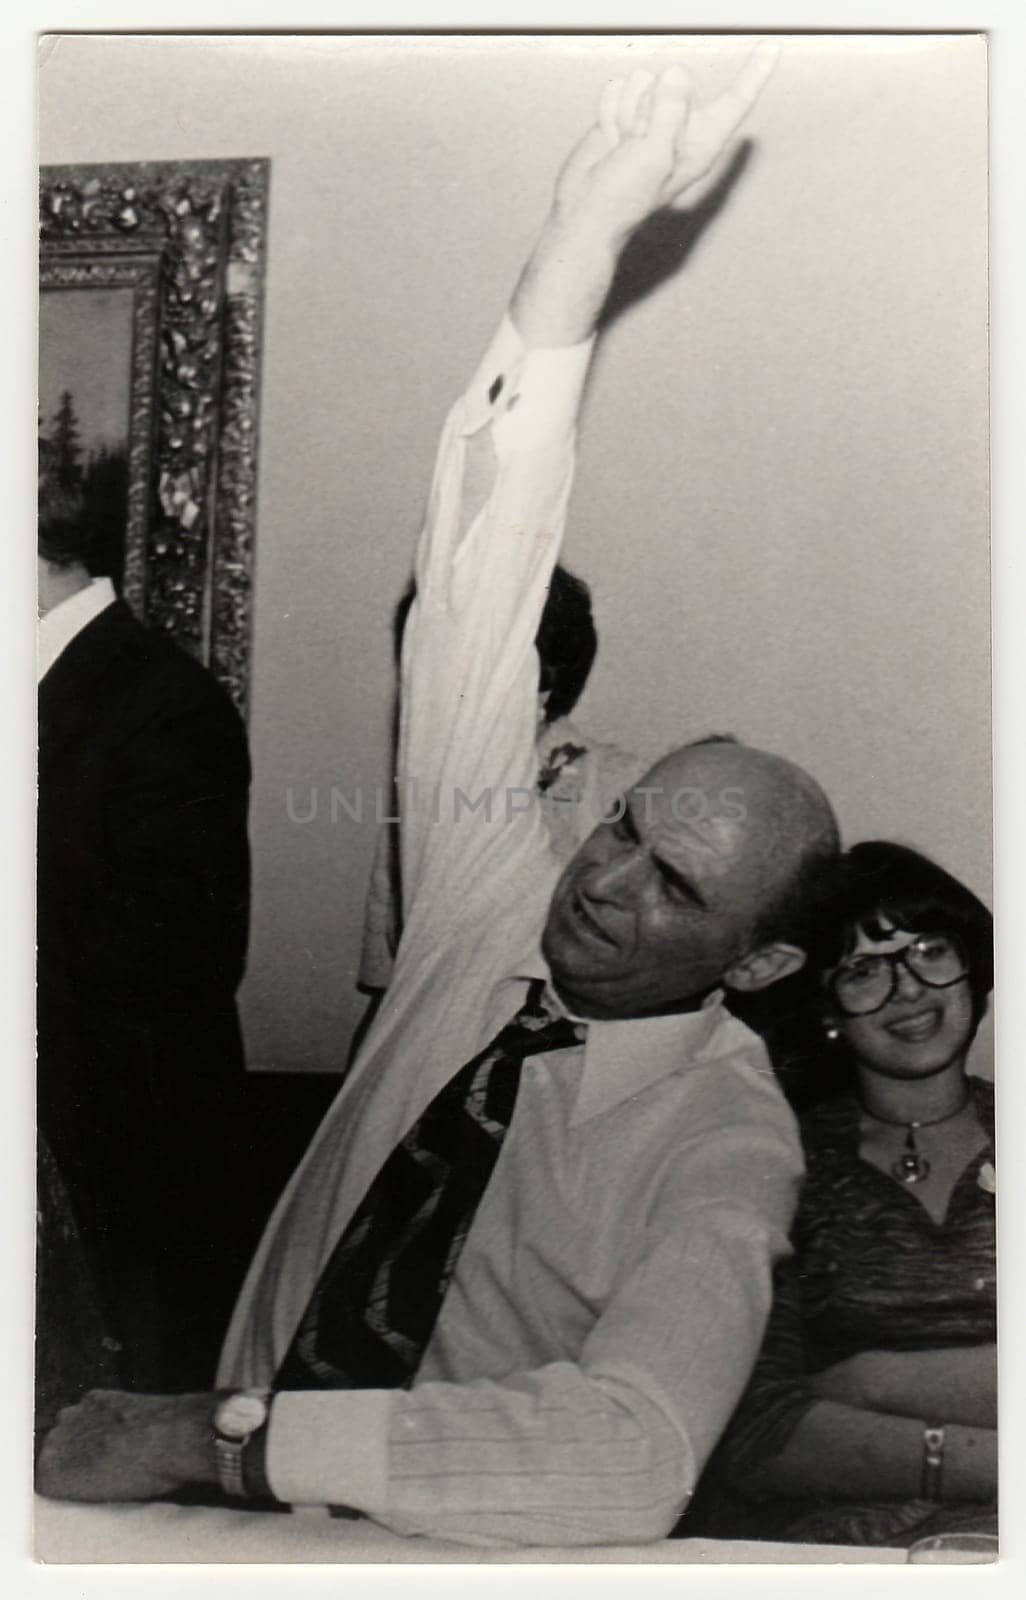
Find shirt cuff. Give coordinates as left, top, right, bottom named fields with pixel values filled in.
left=459, top=315, right=595, bottom=443
left=266, top=1389, right=392, bottom=1509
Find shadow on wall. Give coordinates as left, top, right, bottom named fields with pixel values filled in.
left=598, top=141, right=754, bottom=332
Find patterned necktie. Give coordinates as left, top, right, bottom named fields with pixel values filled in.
left=275, top=980, right=581, bottom=1391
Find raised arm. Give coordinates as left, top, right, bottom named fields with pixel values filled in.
left=37, top=56, right=783, bottom=1527
left=397, top=54, right=779, bottom=939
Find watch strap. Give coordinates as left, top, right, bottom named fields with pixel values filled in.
left=241, top=1409, right=275, bottom=1500
left=921, top=1423, right=945, bottom=1502
left=214, top=1433, right=248, bottom=1499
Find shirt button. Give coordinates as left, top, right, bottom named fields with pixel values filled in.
left=973, top=1277, right=986, bottom=1291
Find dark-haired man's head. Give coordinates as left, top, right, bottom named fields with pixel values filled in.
left=393, top=563, right=598, bottom=727
left=542, top=737, right=840, bottom=1021
left=38, top=450, right=95, bottom=617
left=534, top=565, right=597, bottom=724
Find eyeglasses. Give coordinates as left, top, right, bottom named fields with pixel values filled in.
left=828, top=933, right=970, bottom=1018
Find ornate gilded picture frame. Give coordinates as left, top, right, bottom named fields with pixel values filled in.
left=39, top=158, right=270, bottom=713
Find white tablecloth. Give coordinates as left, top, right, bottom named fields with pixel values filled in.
left=33, top=1497, right=908, bottom=1565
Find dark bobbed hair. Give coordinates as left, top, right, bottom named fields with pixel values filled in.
left=393, top=563, right=598, bottom=727
left=807, top=839, right=994, bottom=1027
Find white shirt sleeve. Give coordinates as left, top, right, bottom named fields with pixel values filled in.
left=265, top=1061, right=800, bottom=1548
left=394, top=318, right=595, bottom=961
left=216, top=320, right=597, bottom=1393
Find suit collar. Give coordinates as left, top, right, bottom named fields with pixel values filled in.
left=38, top=577, right=117, bottom=683
left=37, top=600, right=143, bottom=765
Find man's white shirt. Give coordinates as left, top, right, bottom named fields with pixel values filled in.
left=218, top=319, right=804, bottom=1546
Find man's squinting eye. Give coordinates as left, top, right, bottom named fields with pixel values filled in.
left=606, top=803, right=705, bottom=908
left=607, top=801, right=638, bottom=844
left=657, top=866, right=687, bottom=904
left=656, top=862, right=704, bottom=908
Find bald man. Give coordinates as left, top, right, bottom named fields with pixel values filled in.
left=39, top=54, right=839, bottom=1547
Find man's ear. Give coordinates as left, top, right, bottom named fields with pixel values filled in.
left=723, top=943, right=806, bottom=993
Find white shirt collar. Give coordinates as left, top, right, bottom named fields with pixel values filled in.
left=570, top=989, right=730, bottom=1128
left=38, top=577, right=117, bottom=683
left=523, top=959, right=732, bottom=1129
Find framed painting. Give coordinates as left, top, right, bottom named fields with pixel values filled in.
left=39, top=158, right=270, bottom=713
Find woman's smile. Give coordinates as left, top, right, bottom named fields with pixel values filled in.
left=883, top=1005, right=944, bottom=1045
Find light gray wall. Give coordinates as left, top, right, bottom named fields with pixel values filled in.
left=39, top=35, right=992, bottom=1075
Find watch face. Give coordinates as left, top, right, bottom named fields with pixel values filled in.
left=215, top=1392, right=269, bottom=1440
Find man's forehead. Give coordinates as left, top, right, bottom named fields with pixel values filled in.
left=623, top=778, right=758, bottom=894
left=634, top=750, right=740, bottom=820
left=646, top=801, right=749, bottom=882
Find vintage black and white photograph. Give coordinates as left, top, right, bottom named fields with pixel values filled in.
left=32, top=28, right=996, bottom=1569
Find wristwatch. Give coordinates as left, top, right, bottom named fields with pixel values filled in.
left=212, top=1388, right=272, bottom=1499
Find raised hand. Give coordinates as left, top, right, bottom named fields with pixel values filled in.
left=511, top=48, right=777, bottom=349
left=554, top=49, right=777, bottom=243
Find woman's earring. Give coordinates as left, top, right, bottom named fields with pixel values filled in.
left=825, top=1025, right=840, bottom=1041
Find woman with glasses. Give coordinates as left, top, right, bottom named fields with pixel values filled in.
left=705, top=841, right=996, bottom=1548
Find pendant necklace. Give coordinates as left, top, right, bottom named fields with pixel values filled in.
left=860, top=1087, right=972, bottom=1185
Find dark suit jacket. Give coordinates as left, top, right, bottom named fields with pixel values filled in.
left=37, top=600, right=252, bottom=1387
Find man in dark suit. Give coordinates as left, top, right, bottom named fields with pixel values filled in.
left=37, top=461, right=252, bottom=1392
